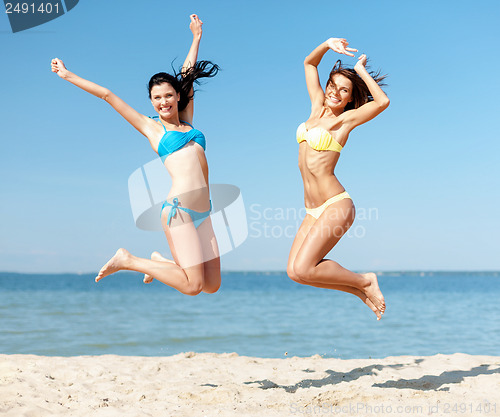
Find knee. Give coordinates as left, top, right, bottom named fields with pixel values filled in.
left=287, top=262, right=313, bottom=284
left=287, top=264, right=302, bottom=284
left=293, top=260, right=314, bottom=283
left=203, top=278, right=221, bottom=294
left=184, top=282, right=203, bottom=296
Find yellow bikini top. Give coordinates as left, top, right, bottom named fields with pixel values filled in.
left=296, top=122, right=343, bottom=153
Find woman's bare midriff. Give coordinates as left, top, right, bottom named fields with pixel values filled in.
left=298, top=142, right=345, bottom=208
left=164, top=142, right=210, bottom=212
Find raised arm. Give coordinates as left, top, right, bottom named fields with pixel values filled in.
left=304, top=38, right=357, bottom=110
left=343, top=54, right=390, bottom=130
left=182, top=14, right=202, bottom=72
left=50, top=58, right=155, bottom=139
left=179, top=14, right=203, bottom=124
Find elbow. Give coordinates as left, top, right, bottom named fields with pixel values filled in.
left=101, top=88, right=112, bottom=102
left=379, top=97, right=390, bottom=110
left=304, top=55, right=315, bottom=66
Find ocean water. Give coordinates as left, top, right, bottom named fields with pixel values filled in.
left=0, top=271, right=499, bottom=359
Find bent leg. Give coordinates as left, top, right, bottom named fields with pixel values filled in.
left=96, top=248, right=204, bottom=296
left=96, top=213, right=206, bottom=296
left=142, top=214, right=220, bottom=292
left=298, top=264, right=382, bottom=320
left=287, top=210, right=382, bottom=318
left=293, top=199, right=385, bottom=312
left=143, top=251, right=175, bottom=284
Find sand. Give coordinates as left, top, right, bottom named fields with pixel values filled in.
left=1, top=352, right=499, bottom=416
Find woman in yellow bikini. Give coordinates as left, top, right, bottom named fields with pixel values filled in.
left=287, top=38, right=389, bottom=319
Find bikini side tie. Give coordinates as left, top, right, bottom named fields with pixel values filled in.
left=167, top=197, right=179, bottom=226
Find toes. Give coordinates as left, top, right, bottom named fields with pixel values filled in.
left=95, top=264, right=109, bottom=283
left=151, top=251, right=164, bottom=261
left=372, top=307, right=381, bottom=320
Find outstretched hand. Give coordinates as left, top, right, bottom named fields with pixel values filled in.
left=51, top=58, right=69, bottom=78
left=354, top=54, right=367, bottom=72
left=326, top=38, right=357, bottom=57
left=189, top=14, right=203, bottom=38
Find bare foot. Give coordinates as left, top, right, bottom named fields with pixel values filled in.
left=351, top=288, right=382, bottom=320
left=361, top=272, right=386, bottom=313
left=95, top=248, right=131, bottom=283
left=143, top=251, right=175, bottom=284
left=306, top=279, right=382, bottom=320
left=361, top=294, right=382, bottom=320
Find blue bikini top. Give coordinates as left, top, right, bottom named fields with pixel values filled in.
left=151, top=117, right=206, bottom=162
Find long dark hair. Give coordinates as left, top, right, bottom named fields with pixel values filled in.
left=327, top=60, right=387, bottom=112
left=148, top=60, right=219, bottom=111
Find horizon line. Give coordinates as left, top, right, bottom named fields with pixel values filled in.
left=0, top=270, right=499, bottom=276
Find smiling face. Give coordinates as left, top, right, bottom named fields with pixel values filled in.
left=324, top=74, right=353, bottom=111
left=150, top=82, right=180, bottom=117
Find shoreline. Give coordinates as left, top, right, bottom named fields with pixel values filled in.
left=1, top=352, right=499, bottom=416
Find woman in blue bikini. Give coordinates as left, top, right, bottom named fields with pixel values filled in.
left=51, top=14, right=221, bottom=295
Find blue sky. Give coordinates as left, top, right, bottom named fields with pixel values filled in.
left=1, top=0, right=499, bottom=273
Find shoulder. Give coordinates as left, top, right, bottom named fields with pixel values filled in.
left=143, top=115, right=165, bottom=142
left=147, top=115, right=165, bottom=130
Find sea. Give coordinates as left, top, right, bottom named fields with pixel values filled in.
left=0, top=271, right=499, bottom=359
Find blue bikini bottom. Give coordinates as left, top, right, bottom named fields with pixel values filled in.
left=161, top=197, right=212, bottom=229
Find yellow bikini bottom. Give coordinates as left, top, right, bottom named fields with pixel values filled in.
left=305, top=191, right=351, bottom=219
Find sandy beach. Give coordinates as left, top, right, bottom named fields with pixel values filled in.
left=1, top=352, right=499, bottom=416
